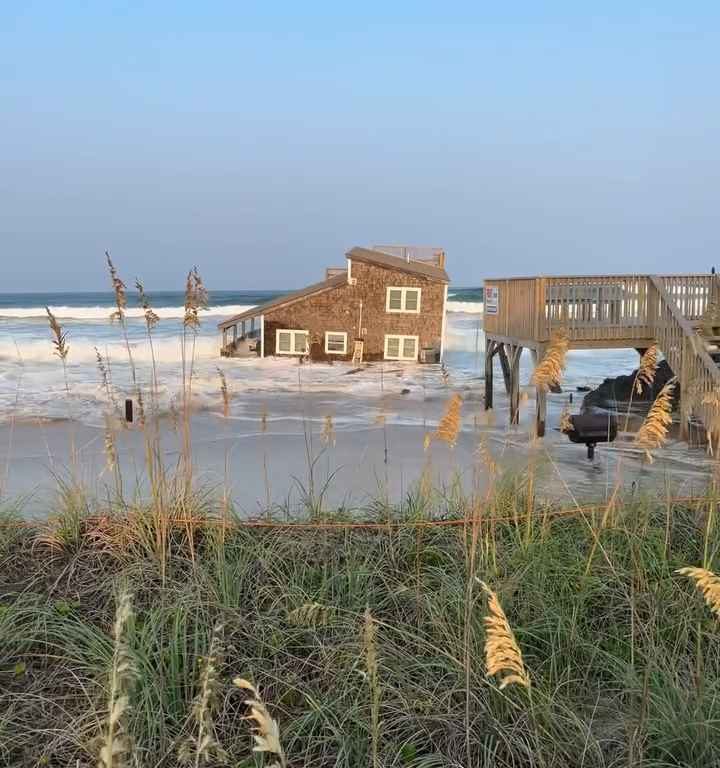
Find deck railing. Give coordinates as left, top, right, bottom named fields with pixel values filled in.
left=484, top=274, right=716, bottom=346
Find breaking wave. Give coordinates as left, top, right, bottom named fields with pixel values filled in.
left=446, top=300, right=483, bottom=314
left=1, top=301, right=480, bottom=320
left=0, top=304, right=255, bottom=320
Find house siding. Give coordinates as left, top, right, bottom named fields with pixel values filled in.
left=263, top=261, right=445, bottom=361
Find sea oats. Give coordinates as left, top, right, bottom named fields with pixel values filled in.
left=475, top=436, right=497, bottom=477
left=103, top=418, right=118, bottom=476
left=363, top=607, right=381, bottom=768
left=106, top=252, right=127, bottom=324
left=179, top=624, right=227, bottom=765
left=184, top=267, right=209, bottom=329
left=98, top=590, right=137, bottom=768
left=425, top=394, right=462, bottom=449
left=46, top=308, right=69, bottom=361
left=531, top=330, right=569, bottom=391
left=233, top=678, right=287, bottom=767
left=288, top=602, right=333, bottom=627
left=477, top=580, right=530, bottom=690
left=217, top=368, right=230, bottom=418
left=635, top=378, right=676, bottom=462
left=321, top=414, right=336, bottom=446
left=135, top=279, right=160, bottom=330
left=559, top=405, right=574, bottom=434
left=676, top=567, right=720, bottom=620
left=635, top=344, right=658, bottom=395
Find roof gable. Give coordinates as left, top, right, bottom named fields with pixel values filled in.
left=218, top=273, right=346, bottom=329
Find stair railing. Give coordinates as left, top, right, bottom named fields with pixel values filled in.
left=649, top=275, right=720, bottom=440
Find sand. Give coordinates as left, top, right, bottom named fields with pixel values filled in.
left=0, top=384, right=714, bottom=519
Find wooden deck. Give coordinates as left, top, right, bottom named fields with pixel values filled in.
left=483, top=273, right=720, bottom=441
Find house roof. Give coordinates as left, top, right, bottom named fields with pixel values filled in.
left=346, top=247, right=449, bottom=282
left=217, top=272, right=347, bottom=329
left=218, top=245, right=449, bottom=330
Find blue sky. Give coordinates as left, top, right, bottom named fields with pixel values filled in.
left=1, top=2, right=718, bottom=290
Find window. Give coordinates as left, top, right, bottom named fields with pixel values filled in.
left=325, top=331, right=348, bottom=354
left=386, top=287, right=421, bottom=313
left=275, top=329, right=308, bottom=355
left=384, top=334, right=419, bottom=361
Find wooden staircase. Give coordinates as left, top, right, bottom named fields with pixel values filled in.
left=648, top=275, right=720, bottom=441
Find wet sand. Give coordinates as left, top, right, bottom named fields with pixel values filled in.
left=0, top=383, right=714, bottom=518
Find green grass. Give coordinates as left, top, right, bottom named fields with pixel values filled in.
left=1, top=484, right=719, bottom=768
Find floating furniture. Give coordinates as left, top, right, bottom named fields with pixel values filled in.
left=565, top=413, right=618, bottom=459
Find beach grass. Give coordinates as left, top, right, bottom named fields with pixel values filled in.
left=1, top=482, right=719, bottom=767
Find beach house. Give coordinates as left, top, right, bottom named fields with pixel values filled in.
left=218, top=245, right=449, bottom=363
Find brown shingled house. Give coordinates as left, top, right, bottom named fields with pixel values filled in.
left=218, top=245, right=449, bottom=363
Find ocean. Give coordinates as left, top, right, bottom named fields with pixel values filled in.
left=0, top=286, right=640, bottom=426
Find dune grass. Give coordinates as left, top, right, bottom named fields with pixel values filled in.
left=0, top=482, right=719, bottom=768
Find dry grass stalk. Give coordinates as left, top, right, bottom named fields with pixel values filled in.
left=635, top=344, right=658, bottom=395
left=184, top=267, right=209, bottom=329
left=260, top=406, right=269, bottom=433
left=321, top=414, right=336, bottom=446
left=634, top=378, right=676, bottom=462
left=233, top=678, right=287, bottom=767
left=531, top=330, right=569, bottom=391
left=362, top=607, right=381, bottom=768
left=477, top=580, right=530, bottom=690
left=179, top=624, right=227, bottom=766
left=559, top=405, right=574, bottom=434
left=217, top=368, right=230, bottom=418
left=98, top=590, right=136, bottom=768
left=676, top=567, right=720, bottom=620
left=46, top=308, right=69, bottom=361
left=106, top=252, right=127, bottom=324
left=288, top=602, right=333, bottom=627
left=425, top=394, right=462, bottom=449
left=95, top=347, right=121, bottom=416
left=103, top=418, right=118, bottom=476
left=135, top=279, right=160, bottom=330
left=475, top=437, right=497, bottom=478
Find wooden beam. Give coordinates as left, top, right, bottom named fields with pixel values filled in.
left=484, top=340, right=496, bottom=410
left=509, top=344, right=522, bottom=426
left=497, top=344, right=512, bottom=395
left=531, top=347, right=547, bottom=437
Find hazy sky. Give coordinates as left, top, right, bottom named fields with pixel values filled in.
left=2, top=2, right=718, bottom=291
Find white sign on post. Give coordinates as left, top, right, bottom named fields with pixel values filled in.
left=485, top=286, right=499, bottom=315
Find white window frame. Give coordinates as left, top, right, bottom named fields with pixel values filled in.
left=384, top=334, right=419, bottom=361
left=275, top=329, right=309, bottom=355
left=386, top=286, right=421, bottom=314
left=324, top=331, right=348, bottom=355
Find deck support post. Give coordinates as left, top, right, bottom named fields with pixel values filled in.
left=508, top=344, right=523, bottom=426
left=222, top=328, right=227, bottom=353
left=484, top=340, right=497, bottom=410
left=531, top=347, right=547, bottom=437
left=497, top=344, right=513, bottom=394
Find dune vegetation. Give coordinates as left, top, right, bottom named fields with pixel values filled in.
left=1, top=258, right=719, bottom=767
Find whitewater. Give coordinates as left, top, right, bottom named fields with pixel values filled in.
left=0, top=287, right=640, bottom=426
